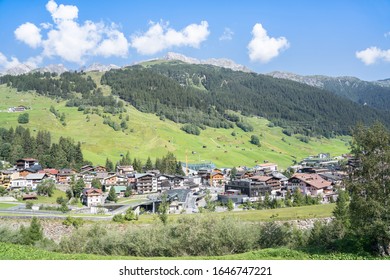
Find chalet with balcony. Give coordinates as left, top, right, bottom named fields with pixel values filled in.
left=82, top=188, right=104, bottom=207
left=134, top=173, right=158, bottom=193
left=288, top=173, right=333, bottom=196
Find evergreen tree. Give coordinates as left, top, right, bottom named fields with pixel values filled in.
left=91, top=178, right=102, bottom=189
left=227, top=199, right=234, bottom=211
left=72, top=178, right=85, bottom=198
left=175, top=161, right=185, bottom=175
left=144, top=156, right=153, bottom=171
left=132, top=158, right=142, bottom=173
left=119, top=151, right=132, bottom=165
left=263, top=192, right=271, bottom=209
left=292, top=188, right=304, bottom=207
left=20, top=217, right=43, bottom=245
left=124, top=185, right=132, bottom=197
left=157, top=194, right=169, bottom=225
left=107, top=186, right=118, bottom=203
left=333, top=189, right=350, bottom=227
left=284, top=190, right=293, bottom=207
left=230, top=167, right=237, bottom=181
left=105, top=158, right=114, bottom=172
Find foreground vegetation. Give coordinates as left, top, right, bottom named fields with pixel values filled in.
left=0, top=242, right=385, bottom=260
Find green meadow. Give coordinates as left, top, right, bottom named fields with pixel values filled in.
left=0, top=83, right=350, bottom=169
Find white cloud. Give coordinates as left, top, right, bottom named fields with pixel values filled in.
left=13, top=0, right=129, bottom=65
left=46, top=0, right=78, bottom=23
left=131, top=20, right=210, bottom=55
left=247, top=23, right=289, bottom=63
left=219, top=28, right=234, bottom=41
left=356, top=46, right=390, bottom=65
left=14, top=22, right=42, bottom=48
left=95, top=29, right=129, bottom=57
left=40, top=22, right=53, bottom=29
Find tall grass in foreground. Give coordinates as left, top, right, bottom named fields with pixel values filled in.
left=58, top=215, right=305, bottom=257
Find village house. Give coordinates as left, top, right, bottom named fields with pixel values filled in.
left=156, top=174, right=174, bottom=191
left=82, top=188, right=104, bottom=207
left=164, top=189, right=192, bottom=214
left=288, top=173, right=333, bottom=196
left=8, top=105, right=27, bottom=112
left=225, top=179, right=270, bottom=198
left=80, top=165, right=107, bottom=174
left=112, top=185, right=127, bottom=197
left=134, top=173, right=158, bottom=194
left=38, top=169, right=59, bottom=180
left=103, top=174, right=117, bottom=186
left=254, top=163, right=278, bottom=173
left=203, top=170, right=225, bottom=186
left=116, top=165, right=134, bottom=175
left=25, top=173, right=48, bottom=189
left=10, top=177, right=29, bottom=190
left=57, top=168, right=77, bottom=184
left=0, top=170, right=16, bottom=189
left=15, top=158, right=41, bottom=171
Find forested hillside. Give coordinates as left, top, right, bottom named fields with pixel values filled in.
left=267, top=72, right=390, bottom=112
left=1, top=62, right=388, bottom=138
left=101, top=61, right=390, bottom=137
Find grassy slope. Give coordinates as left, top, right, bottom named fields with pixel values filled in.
left=0, top=83, right=350, bottom=169
left=0, top=242, right=382, bottom=260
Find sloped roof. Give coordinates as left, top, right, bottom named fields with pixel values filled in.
left=251, top=175, right=273, bottom=182
left=291, top=173, right=332, bottom=189
left=83, top=188, right=103, bottom=196
left=26, top=173, right=47, bottom=180
left=165, top=189, right=191, bottom=203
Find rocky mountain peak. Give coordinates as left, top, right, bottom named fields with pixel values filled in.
left=163, top=52, right=252, bottom=73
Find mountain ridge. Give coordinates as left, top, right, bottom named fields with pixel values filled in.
left=267, top=71, right=390, bottom=111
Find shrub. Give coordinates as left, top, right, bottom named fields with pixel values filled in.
left=20, top=217, right=43, bottom=245
left=112, top=214, right=125, bottom=223
left=181, top=124, right=200, bottom=135
left=250, top=135, right=260, bottom=146
left=17, top=113, right=29, bottom=124
left=236, top=121, right=253, bottom=132
left=63, top=216, right=84, bottom=228
left=25, top=201, right=34, bottom=209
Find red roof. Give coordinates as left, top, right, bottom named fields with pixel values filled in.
left=85, top=188, right=103, bottom=196
left=39, top=169, right=59, bottom=175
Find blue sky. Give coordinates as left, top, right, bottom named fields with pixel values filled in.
left=0, top=0, right=389, bottom=80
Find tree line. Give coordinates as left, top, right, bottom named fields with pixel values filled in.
left=104, top=151, right=185, bottom=176
left=0, top=126, right=86, bottom=169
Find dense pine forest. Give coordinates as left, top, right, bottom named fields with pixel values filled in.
left=0, top=126, right=85, bottom=169
left=102, top=62, right=390, bottom=136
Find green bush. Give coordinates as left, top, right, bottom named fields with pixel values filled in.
left=250, top=135, right=260, bottom=146
left=62, top=216, right=85, bottom=228
left=17, top=113, right=29, bottom=124
left=181, top=124, right=200, bottom=135
left=236, top=121, right=253, bottom=132
left=112, top=214, right=125, bottom=223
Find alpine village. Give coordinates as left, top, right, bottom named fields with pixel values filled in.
left=1, top=52, right=390, bottom=260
